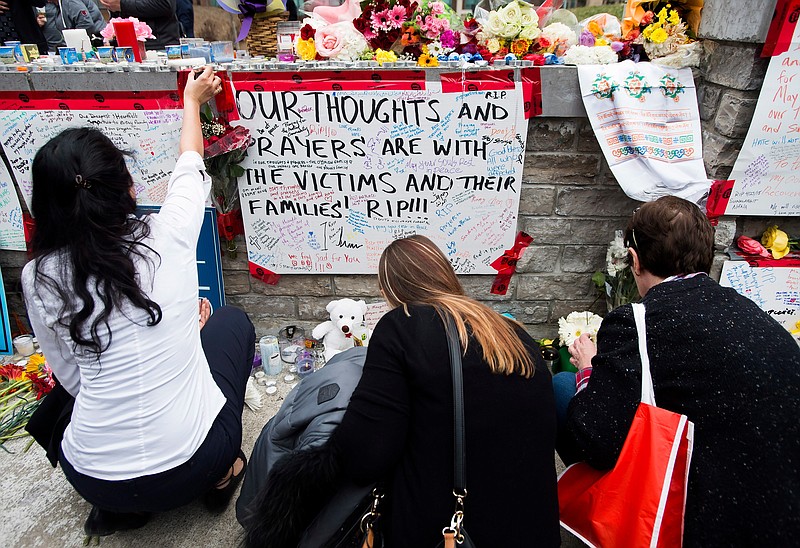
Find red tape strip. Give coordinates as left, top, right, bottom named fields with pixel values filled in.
left=249, top=261, right=281, bottom=285
left=705, top=180, right=733, bottom=226
left=489, top=231, right=533, bottom=295
left=762, top=0, right=800, bottom=57
left=521, top=67, right=543, bottom=119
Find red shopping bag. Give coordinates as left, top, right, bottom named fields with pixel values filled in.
left=558, top=303, right=694, bottom=548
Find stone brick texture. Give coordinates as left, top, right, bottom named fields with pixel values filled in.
left=0, top=36, right=792, bottom=342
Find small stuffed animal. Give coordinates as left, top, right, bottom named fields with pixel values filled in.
left=312, top=298, right=371, bottom=362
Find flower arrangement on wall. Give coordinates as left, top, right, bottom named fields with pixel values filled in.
left=282, top=0, right=703, bottom=68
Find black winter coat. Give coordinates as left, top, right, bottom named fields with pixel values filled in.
left=115, top=0, right=179, bottom=49
left=565, top=275, right=800, bottom=547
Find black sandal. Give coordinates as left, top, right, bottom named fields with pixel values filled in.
left=203, top=449, right=247, bottom=514
left=83, top=505, right=150, bottom=537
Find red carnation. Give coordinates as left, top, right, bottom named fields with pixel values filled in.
left=300, top=23, right=315, bottom=40
left=537, top=36, right=551, bottom=50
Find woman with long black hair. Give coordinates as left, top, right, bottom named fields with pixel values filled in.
left=22, top=67, right=255, bottom=537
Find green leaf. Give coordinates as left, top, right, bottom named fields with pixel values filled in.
left=228, top=164, right=245, bottom=178
left=200, top=104, right=214, bottom=124
left=591, top=271, right=606, bottom=289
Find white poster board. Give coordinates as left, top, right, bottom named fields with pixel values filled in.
left=232, top=70, right=529, bottom=275
left=725, top=21, right=800, bottom=215
left=0, top=91, right=183, bottom=209
left=0, top=159, right=25, bottom=251
left=577, top=60, right=709, bottom=203
left=719, top=260, right=800, bottom=333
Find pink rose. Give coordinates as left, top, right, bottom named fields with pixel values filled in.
left=736, top=236, right=772, bottom=258
left=315, top=26, right=345, bottom=58
left=429, top=1, right=444, bottom=15
left=133, top=20, right=155, bottom=40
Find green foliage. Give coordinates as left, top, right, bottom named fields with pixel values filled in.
left=569, top=4, right=625, bottom=23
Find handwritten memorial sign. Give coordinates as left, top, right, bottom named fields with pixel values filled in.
left=0, top=159, right=24, bottom=251
left=232, top=70, right=529, bottom=275
left=577, top=60, right=709, bottom=203
left=0, top=91, right=183, bottom=210
left=725, top=20, right=800, bottom=215
left=719, top=260, right=800, bottom=333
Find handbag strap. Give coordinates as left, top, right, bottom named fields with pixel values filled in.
left=631, top=303, right=656, bottom=406
left=444, top=314, right=467, bottom=541
left=445, top=314, right=466, bottom=494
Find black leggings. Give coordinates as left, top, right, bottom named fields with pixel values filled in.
left=59, top=306, right=255, bottom=513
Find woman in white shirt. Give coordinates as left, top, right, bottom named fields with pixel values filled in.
left=21, top=67, right=255, bottom=537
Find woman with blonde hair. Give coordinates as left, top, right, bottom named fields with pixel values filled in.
left=329, top=235, right=560, bottom=546
left=241, top=235, right=559, bottom=548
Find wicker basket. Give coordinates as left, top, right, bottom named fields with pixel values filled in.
left=245, top=11, right=289, bottom=58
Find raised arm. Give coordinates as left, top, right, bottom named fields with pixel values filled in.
left=180, top=66, right=220, bottom=155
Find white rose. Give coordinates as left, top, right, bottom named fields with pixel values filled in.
left=500, top=1, right=522, bottom=25
left=518, top=25, right=541, bottom=41
left=485, top=12, right=505, bottom=37
left=499, top=21, right=522, bottom=39
left=486, top=37, right=501, bottom=53
left=518, top=6, right=539, bottom=28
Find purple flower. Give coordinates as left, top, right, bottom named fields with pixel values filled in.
left=579, top=30, right=595, bottom=47
left=440, top=29, right=457, bottom=49
left=461, top=42, right=477, bottom=55
left=610, top=41, right=624, bottom=52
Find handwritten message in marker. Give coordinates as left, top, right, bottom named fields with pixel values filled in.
left=232, top=71, right=529, bottom=274
left=726, top=21, right=800, bottom=215
left=719, top=261, right=800, bottom=333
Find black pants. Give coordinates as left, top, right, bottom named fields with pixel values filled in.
left=59, top=306, right=255, bottom=513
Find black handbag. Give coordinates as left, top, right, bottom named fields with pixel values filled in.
left=318, top=314, right=475, bottom=548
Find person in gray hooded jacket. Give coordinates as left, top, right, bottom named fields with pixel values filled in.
left=236, top=346, right=369, bottom=546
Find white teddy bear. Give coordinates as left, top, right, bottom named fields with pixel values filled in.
left=312, top=298, right=371, bottom=363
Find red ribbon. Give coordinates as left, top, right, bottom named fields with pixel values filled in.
left=490, top=232, right=533, bottom=295
left=216, top=209, right=244, bottom=241
left=248, top=261, right=281, bottom=285
left=729, top=249, right=800, bottom=267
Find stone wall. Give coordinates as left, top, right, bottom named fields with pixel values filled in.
left=2, top=0, right=798, bottom=342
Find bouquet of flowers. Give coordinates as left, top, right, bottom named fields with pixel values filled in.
left=100, top=17, right=155, bottom=42
left=354, top=0, right=419, bottom=53
left=202, top=107, right=251, bottom=215
left=475, top=0, right=542, bottom=60
left=592, top=230, right=640, bottom=311
left=558, top=311, right=603, bottom=347
left=737, top=226, right=800, bottom=260
left=297, top=19, right=371, bottom=61
left=0, top=353, right=54, bottom=447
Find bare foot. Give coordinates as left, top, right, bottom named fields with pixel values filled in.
left=199, top=298, right=211, bottom=330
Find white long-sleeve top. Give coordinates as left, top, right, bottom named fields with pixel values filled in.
left=22, top=151, right=226, bottom=481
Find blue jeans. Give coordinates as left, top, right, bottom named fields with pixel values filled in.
left=552, top=371, right=580, bottom=465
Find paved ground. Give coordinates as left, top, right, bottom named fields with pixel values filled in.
left=0, top=368, right=581, bottom=547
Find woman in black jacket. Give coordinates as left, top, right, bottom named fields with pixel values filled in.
left=556, top=196, right=800, bottom=546
left=243, top=235, right=560, bottom=548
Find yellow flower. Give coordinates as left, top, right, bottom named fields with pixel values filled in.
left=668, top=9, right=681, bottom=26
left=417, top=54, right=438, bottom=67
left=296, top=38, right=316, bottom=61
left=761, top=225, right=790, bottom=259
left=587, top=20, right=603, bottom=37
left=649, top=27, right=669, bottom=43
left=657, top=7, right=668, bottom=22
left=595, top=37, right=609, bottom=46
left=510, top=39, right=531, bottom=56
left=27, top=354, right=45, bottom=368
left=374, top=49, right=397, bottom=65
